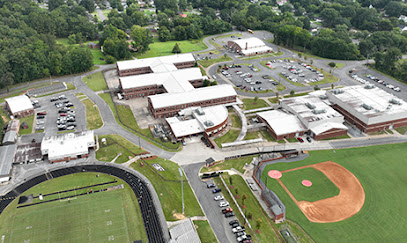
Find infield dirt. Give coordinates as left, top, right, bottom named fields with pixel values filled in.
left=278, top=161, right=365, bottom=223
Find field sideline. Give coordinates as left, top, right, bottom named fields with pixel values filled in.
left=261, top=143, right=407, bottom=242
left=0, top=173, right=147, bottom=243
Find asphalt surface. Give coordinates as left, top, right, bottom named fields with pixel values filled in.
left=182, top=163, right=239, bottom=243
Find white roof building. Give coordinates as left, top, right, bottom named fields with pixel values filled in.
left=149, top=85, right=236, bottom=109
left=326, top=85, right=407, bottom=126
left=5, top=95, right=33, bottom=115
left=257, top=110, right=305, bottom=136
left=41, top=131, right=95, bottom=162
left=0, top=144, right=16, bottom=183
left=166, top=105, right=228, bottom=138
left=229, top=37, right=273, bottom=56
left=116, top=53, right=195, bottom=72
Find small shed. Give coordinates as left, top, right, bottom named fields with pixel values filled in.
left=21, top=122, right=29, bottom=129
left=87, top=42, right=99, bottom=49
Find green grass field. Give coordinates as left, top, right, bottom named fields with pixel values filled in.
left=83, top=72, right=108, bottom=91
left=230, top=113, right=242, bottom=129
left=198, top=56, right=233, bottom=68
left=280, top=168, right=339, bottom=202
left=136, top=39, right=207, bottom=59
left=0, top=172, right=147, bottom=243
left=96, top=134, right=145, bottom=164
left=260, top=143, right=407, bottom=242
left=19, top=115, right=34, bottom=135
left=194, top=220, right=217, bottom=243
left=201, top=156, right=255, bottom=174
left=130, top=158, right=204, bottom=221
left=80, top=96, right=103, bottom=130
left=214, top=129, right=240, bottom=147
left=242, top=98, right=269, bottom=110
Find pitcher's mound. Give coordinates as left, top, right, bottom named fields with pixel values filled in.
left=302, top=180, right=312, bottom=187
left=268, top=170, right=282, bottom=179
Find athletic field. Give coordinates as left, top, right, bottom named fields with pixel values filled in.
left=0, top=173, right=147, bottom=243
left=261, top=143, right=407, bottom=243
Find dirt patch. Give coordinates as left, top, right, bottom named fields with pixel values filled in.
left=173, top=212, right=186, bottom=220
left=279, top=161, right=365, bottom=223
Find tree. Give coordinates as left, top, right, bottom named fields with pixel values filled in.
left=290, top=90, right=295, bottom=96
left=256, top=219, right=262, bottom=230
left=79, top=0, right=96, bottom=12
left=235, top=188, right=239, bottom=195
left=254, top=96, right=259, bottom=104
left=247, top=212, right=253, bottom=220
left=328, top=62, right=336, bottom=68
left=229, top=177, right=233, bottom=185
left=158, top=26, right=171, bottom=42
left=172, top=43, right=182, bottom=53
left=129, top=25, right=153, bottom=53
left=242, top=194, right=247, bottom=205
left=310, top=59, right=313, bottom=65
left=105, top=55, right=117, bottom=64
left=48, top=0, right=65, bottom=11
left=275, top=92, right=279, bottom=98
left=384, top=1, right=404, bottom=17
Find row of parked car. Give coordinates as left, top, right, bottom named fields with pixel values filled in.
left=51, top=95, right=76, bottom=131
left=207, top=183, right=252, bottom=242
left=355, top=74, right=401, bottom=92
left=35, top=105, right=46, bottom=131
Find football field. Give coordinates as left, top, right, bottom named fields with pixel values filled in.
left=0, top=173, right=147, bottom=243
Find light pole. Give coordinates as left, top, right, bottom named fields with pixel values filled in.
left=178, top=168, right=184, bottom=214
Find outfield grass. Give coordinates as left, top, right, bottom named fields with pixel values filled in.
left=96, top=134, right=145, bottom=164
left=260, top=143, right=407, bottom=242
left=83, top=72, right=108, bottom=91
left=214, top=129, right=240, bottom=147
left=0, top=172, right=147, bottom=242
left=136, top=39, right=207, bottom=59
left=281, top=168, right=339, bottom=202
left=56, top=38, right=106, bottom=65
left=198, top=56, right=233, bottom=68
left=242, top=98, right=269, bottom=110
left=81, top=97, right=103, bottom=130
left=200, top=156, right=255, bottom=174
left=230, top=114, right=242, bottom=129
left=193, top=220, right=217, bottom=243
left=19, top=115, right=34, bottom=135
left=130, top=159, right=204, bottom=221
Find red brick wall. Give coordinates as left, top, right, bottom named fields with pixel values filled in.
left=50, top=154, right=89, bottom=163
left=313, top=128, right=348, bottom=140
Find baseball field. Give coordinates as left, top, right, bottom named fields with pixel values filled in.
left=261, top=143, right=407, bottom=242
left=0, top=173, right=147, bottom=243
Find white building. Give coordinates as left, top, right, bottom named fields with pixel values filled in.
left=227, top=37, right=273, bottom=56
left=0, top=145, right=16, bottom=183
left=326, top=85, right=407, bottom=133
left=257, top=110, right=306, bottom=140
left=5, top=95, right=34, bottom=118
left=41, top=131, right=95, bottom=163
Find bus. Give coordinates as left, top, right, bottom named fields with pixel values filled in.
left=248, top=29, right=254, bottom=34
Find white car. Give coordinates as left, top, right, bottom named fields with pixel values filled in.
left=36, top=120, right=45, bottom=125
left=232, top=226, right=245, bottom=233
left=214, top=195, right=224, bottom=201
left=219, top=201, right=229, bottom=207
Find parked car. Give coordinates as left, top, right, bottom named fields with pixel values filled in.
left=66, top=126, right=75, bottom=130
left=232, top=226, right=245, bottom=233
left=50, top=97, right=59, bottom=102
left=37, top=115, right=45, bottom=119
left=59, top=95, right=67, bottom=100
left=222, top=208, right=233, bottom=214
left=229, top=220, right=239, bottom=225
left=306, top=137, right=312, bottom=143
left=212, top=188, right=221, bottom=194
left=214, top=195, right=224, bottom=201
left=225, top=212, right=235, bottom=218
left=59, top=113, right=67, bottom=116
left=65, top=103, right=74, bottom=107
left=207, top=183, right=216, bottom=188
left=219, top=201, right=229, bottom=207
left=36, top=120, right=45, bottom=125
left=297, top=137, right=304, bottom=143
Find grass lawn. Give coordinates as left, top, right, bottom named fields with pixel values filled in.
left=334, top=63, right=345, bottom=69
left=321, top=134, right=351, bottom=140
left=193, top=220, right=217, bottom=243
left=130, top=159, right=204, bottom=221
left=83, top=72, right=108, bottom=91
left=201, top=156, right=255, bottom=174
left=240, top=52, right=284, bottom=60
left=96, top=134, right=145, bottom=164
left=136, top=39, right=207, bottom=59
left=198, top=56, right=233, bottom=68
left=242, top=98, right=269, bottom=110
left=286, top=137, right=298, bottom=143
left=310, top=71, right=338, bottom=86
left=260, top=130, right=276, bottom=142
left=283, top=92, right=309, bottom=98
left=199, top=49, right=220, bottom=55
left=395, top=125, right=407, bottom=135
left=260, top=143, right=407, bottom=243
left=0, top=106, right=10, bottom=124
left=214, top=129, right=240, bottom=147
left=81, top=97, right=103, bottom=130
left=268, top=97, right=280, bottom=104
left=19, top=115, right=34, bottom=135
left=0, top=172, right=147, bottom=243
left=230, top=114, right=242, bottom=129
left=280, top=168, right=339, bottom=202
left=244, top=131, right=260, bottom=140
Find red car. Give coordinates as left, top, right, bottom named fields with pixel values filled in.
left=248, top=75, right=253, bottom=77
left=297, top=137, right=304, bottom=143
left=209, top=52, right=213, bottom=54
left=222, top=208, right=233, bottom=214
left=37, top=111, right=47, bottom=115
left=59, top=113, right=67, bottom=116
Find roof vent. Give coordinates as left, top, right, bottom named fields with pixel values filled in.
left=362, top=103, right=373, bottom=110
left=319, top=95, right=328, bottom=100
left=305, top=102, right=316, bottom=109
left=196, top=108, right=205, bottom=115
left=390, top=99, right=401, bottom=105
left=387, top=104, right=392, bottom=110
left=332, top=89, right=344, bottom=94
left=365, top=84, right=375, bottom=89
left=312, top=109, right=326, bottom=114
left=204, top=120, right=214, bottom=127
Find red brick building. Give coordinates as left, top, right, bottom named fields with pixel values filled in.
left=5, top=95, right=34, bottom=118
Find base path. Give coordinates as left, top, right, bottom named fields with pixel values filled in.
left=279, top=161, right=365, bottom=223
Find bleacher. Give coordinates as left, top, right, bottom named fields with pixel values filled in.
left=0, top=165, right=166, bottom=243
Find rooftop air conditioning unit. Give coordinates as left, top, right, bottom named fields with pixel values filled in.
left=362, top=103, right=373, bottom=110
left=364, top=84, right=375, bottom=89
left=332, top=89, right=344, bottom=94
left=390, top=99, right=401, bottom=105
left=204, top=120, right=214, bottom=127
left=305, top=102, right=316, bottom=109
left=312, top=109, right=326, bottom=114
left=196, top=108, right=205, bottom=115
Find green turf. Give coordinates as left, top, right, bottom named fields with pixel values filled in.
left=214, top=129, right=240, bottom=147
left=193, top=220, right=217, bottom=243
left=240, top=51, right=283, bottom=60
left=81, top=97, right=103, bottom=130
left=242, top=98, right=269, bottom=110
left=96, top=134, right=145, bottom=164
left=230, top=114, right=242, bottom=129
left=19, top=115, right=34, bottom=135
left=280, top=167, right=339, bottom=202
left=130, top=159, right=204, bottom=221
left=260, top=143, right=407, bottom=243
left=0, top=172, right=147, bottom=243
left=321, top=134, right=351, bottom=140
left=395, top=125, right=407, bottom=135
left=260, top=130, right=276, bottom=142
left=136, top=39, right=207, bottom=59
left=83, top=72, right=108, bottom=91
left=198, top=56, right=233, bottom=68
left=244, top=131, right=260, bottom=140
left=200, top=156, right=255, bottom=174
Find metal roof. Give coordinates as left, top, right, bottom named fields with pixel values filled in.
left=5, top=95, right=33, bottom=114
left=0, top=145, right=16, bottom=177
left=257, top=110, right=305, bottom=136
left=116, top=53, right=195, bottom=71
left=2, top=130, right=17, bottom=144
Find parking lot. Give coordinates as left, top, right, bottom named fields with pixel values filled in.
left=35, top=94, right=86, bottom=136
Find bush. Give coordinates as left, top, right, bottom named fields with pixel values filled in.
left=105, top=55, right=117, bottom=64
